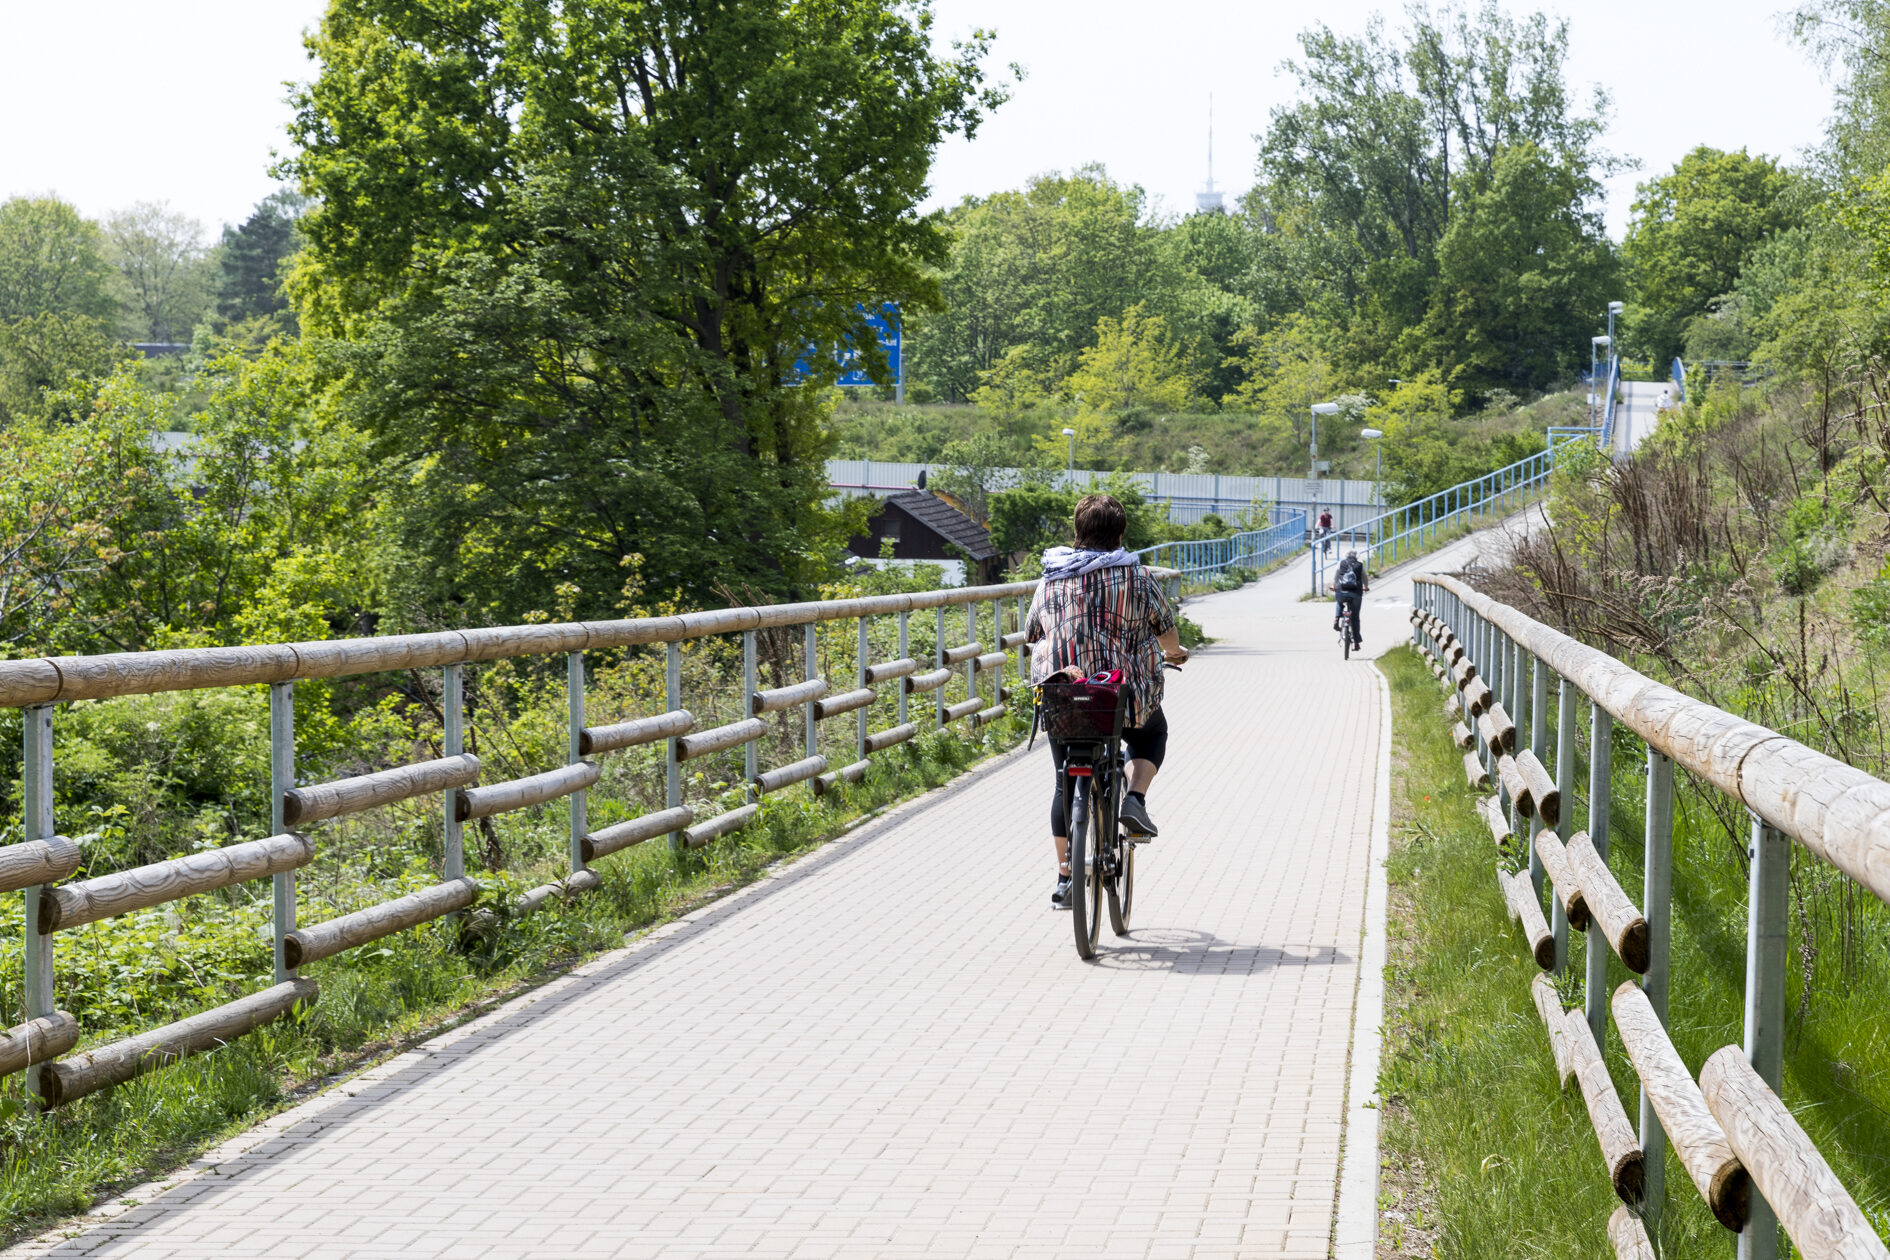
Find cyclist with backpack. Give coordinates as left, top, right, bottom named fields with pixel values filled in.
left=1332, top=548, right=1368, bottom=650
left=1025, top=494, right=1189, bottom=909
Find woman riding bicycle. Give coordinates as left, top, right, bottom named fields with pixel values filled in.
left=1025, top=494, right=1189, bottom=909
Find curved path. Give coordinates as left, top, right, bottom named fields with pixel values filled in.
left=12, top=524, right=1525, bottom=1260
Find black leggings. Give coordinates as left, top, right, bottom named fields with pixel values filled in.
left=1048, top=707, right=1169, bottom=835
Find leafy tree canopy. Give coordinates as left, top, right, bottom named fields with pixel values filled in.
left=0, top=197, right=119, bottom=325
left=1622, top=145, right=1802, bottom=364
left=285, top=0, right=1003, bottom=625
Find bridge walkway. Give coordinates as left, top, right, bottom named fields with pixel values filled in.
left=13, top=525, right=1520, bottom=1260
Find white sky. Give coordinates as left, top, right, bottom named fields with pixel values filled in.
left=0, top=0, right=1837, bottom=241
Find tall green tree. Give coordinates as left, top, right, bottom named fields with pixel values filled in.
left=1422, top=143, right=1617, bottom=394
left=1621, top=146, right=1801, bottom=364
left=0, top=197, right=119, bottom=324
left=286, top=0, right=1002, bottom=623
left=0, top=197, right=126, bottom=421
left=105, top=201, right=215, bottom=344
left=910, top=167, right=1182, bottom=403
left=218, top=190, right=307, bottom=328
left=1252, top=2, right=1610, bottom=377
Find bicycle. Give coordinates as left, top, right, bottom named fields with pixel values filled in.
left=1036, top=666, right=1177, bottom=960
left=1338, top=598, right=1355, bottom=660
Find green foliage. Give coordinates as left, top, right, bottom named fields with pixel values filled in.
left=1622, top=146, right=1802, bottom=364
left=286, top=0, right=1003, bottom=622
left=1252, top=4, right=1612, bottom=379
left=988, top=484, right=1076, bottom=558
left=1380, top=648, right=1890, bottom=1257
left=217, top=191, right=306, bottom=329
left=1421, top=143, right=1618, bottom=397
left=1063, top=303, right=1199, bottom=433
left=0, top=197, right=119, bottom=325
left=104, top=202, right=215, bottom=345
left=911, top=167, right=1184, bottom=403
left=0, top=197, right=127, bottom=424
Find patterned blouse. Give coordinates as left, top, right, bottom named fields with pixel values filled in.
left=1024, top=562, right=1177, bottom=728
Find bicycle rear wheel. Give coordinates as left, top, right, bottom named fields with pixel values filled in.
left=1343, top=620, right=1352, bottom=660
left=1115, top=839, right=1136, bottom=932
left=1100, top=779, right=1131, bottom=936
left=1069, top=777, right=1103, bottom=959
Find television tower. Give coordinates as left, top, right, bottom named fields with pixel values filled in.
left=1195, top=93, right=1225, bottom=214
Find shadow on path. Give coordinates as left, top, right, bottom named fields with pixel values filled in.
left=1090, top=926, right=1351, bottom=975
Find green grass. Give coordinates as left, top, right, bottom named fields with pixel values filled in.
left=0, top=717, right=1030, bottom=1243
left=1378, top=646, right=1890, bottom=1257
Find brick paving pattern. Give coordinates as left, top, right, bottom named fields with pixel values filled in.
left=13, top=544, right=1454, bottom=1260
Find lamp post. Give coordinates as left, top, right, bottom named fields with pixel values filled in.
left=1061, top=427, right=1077, bottom=491
left=1361, top=427, right=1384, bottom=506
left=1607, top=300, right=1623, bottom=351
left=1310, top=401, right=1341, bottom=594
left=1591, top=335, right=1611, bottom=426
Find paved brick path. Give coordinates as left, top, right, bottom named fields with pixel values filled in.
left=14, top=536, right=1522, bottom=1260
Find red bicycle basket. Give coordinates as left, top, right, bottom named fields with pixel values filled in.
left=1036, top=670, right=1127, bottom=742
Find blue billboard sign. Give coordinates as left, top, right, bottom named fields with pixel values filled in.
left=793, top=303, right=901, bottom=389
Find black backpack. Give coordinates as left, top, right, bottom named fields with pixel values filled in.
left=1336, top=558, right=1364, bottom=593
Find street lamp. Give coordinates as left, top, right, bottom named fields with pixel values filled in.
left=1607, top=300, right=1624, bottom=352
left=1061, top=427, right=1077, bottom=490
left=1309, top=401, right=1341, bottom=482
left=1360, top=428, right=1385, bottom=506
left=1591, top=335, right=1611, bottom=426
left=1308, top=401, right=1343, bottom=596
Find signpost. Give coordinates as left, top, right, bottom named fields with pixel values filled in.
left=798, top=304, right=904, bottom=401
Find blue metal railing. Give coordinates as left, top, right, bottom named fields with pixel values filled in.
left=1135, top=510, right=1308, bottom=581
left=1600, top=355, right=1621, bottom=453
left=1308, top=433, right=1593, bottom=595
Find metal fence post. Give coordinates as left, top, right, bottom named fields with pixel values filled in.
left=1738, top=814, right=1789, bottom=1260
left=964, top=604, right=977, bottom=712
left=269, top=683, right=296, bottom=984
left=22, top=704, right=54, bottom=1102
left=568, top=652, right=587, bottom=870
left=856, top=617, right=870, bottom=762
left=1532, top=659, right=1563, bottom=970
left=444, top=664, right=464, bottom=883
left=743, top=631, right=759, bottom=802
left=1640, top=748, right=1675, bottom=1234
left=1586, top=702, right=1612, bottom=1043
left=935, top=606, right=947, bottom=729
left=804, top=624, right=818, bottom=761
left=897, top=611, right=910, bottom=726
left=666, top=641, right=683, bottom=852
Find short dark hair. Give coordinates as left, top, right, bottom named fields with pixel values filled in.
left=1073, top=493, right=1127, bottom=550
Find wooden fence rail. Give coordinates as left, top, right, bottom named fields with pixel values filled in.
left=1410, top=578, right=1890, bottom=1260
left=1, top=572, right=1178, bottom=1113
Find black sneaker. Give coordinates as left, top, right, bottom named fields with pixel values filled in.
left=1119, top=795, right=1159, bottom=837
left=1051, top=875, right=1074, bottom=909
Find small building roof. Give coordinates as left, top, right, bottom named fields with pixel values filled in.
left=883, top=490, right=997, bottom=561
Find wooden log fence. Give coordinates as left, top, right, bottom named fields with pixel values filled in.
left=0, top=573, right=1102, bottom=1109
left=1532, top=830, right=1591, bottom=932
left=40, top=832, right=315, bottom=933
left=579, top=709, right=693, bottom=755
left=457, top=762, right=600, bottom=822
left=282, top=754, right=480, bottom=826
left=38, top=979, right=318, bottom=1109
left=1414, top=574, right=1890, bottom=1257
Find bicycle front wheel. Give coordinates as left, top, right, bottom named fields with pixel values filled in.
left=1069, top=778, right=1103, bottom=959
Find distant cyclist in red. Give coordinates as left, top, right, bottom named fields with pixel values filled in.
left=1025, top=494, right=1188, bottom=909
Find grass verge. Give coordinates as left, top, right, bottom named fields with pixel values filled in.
left=0, top=718, right=1030, bottom=1244
left=1377, top=646, right=1890, bottom=1257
